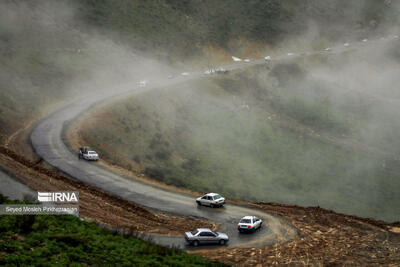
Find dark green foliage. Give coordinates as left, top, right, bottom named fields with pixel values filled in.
left=0, top=196, right=226, bottom=266
left=16, top=216, right=36, bottom=234
left=75, top=0, right=398, bottom=58
left=144, top=167, right=165, bottom=181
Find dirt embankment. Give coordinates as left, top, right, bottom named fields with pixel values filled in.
left=67, top=107, right=400, bottom=265
left=2, top=112, right=400, bottom=265
left=64, top=106, right=212, bottom=198
left=0, top=111, right=216, bottom=235
left=193, top=203, right=400, bottom=266
left=0, top=146, right=216, bottom=236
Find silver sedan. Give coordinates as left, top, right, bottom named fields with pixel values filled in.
left=185, top=228, right=229, bottom=246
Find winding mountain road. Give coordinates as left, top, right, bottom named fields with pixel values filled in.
left=30, top=81, right=297, bottom=249
left=30, top=35, right=398, bottom=249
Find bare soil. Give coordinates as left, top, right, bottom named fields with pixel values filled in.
left=2, top=110, right=399, bottom=265
left=192, top=203, right=400, bottom=266
left=0, top=146, right=216, bottom=236
left=65, top=108, right=212, bottom=198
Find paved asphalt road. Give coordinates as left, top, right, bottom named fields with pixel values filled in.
left=0, top=170, right=36, bottom=201
left=30, top=35, right=398, bottom=249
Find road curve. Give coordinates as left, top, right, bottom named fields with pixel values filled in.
left=30, top=35, right=398, bottom=249
left=30, top=80, right=297, bottom=248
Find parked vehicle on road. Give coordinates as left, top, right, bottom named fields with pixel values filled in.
left=196, top=193, right=225, bottom=207
left=185, top=228, right=229, bottom=246
left=237, top=216, right=262, bottom=233
left=78, top=146, right=99, bottom=161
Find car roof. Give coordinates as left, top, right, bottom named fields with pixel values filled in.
left=205, top=193, right=219, bottom=196
left=241, top=216, right=254, bottom=220
left=197, top=228, right=212, bottom=232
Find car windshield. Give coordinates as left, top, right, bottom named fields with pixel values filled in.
left=240, top=219, right=251, bottom=224
left=88, top=151, right=96, bottom=154
left=191, top=230, right=199, bottom=236
left=213, top=195, right=222, bottom=200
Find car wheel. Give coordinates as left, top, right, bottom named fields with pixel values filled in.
left=193, top=240, right=199, bottom=247
left=211, top=204, right=216, bottom=208
left=219, top=240, right=226, bottom=245
left=196, top=201, right=201, bottom=206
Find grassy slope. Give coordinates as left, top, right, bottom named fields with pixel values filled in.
left=77, top=0, right=398, bottom=57
left=0, top=1, right=99, bottom=140
left=0, top=195, right=224, bottom=266
left=1, top=0, right=396, bottom=140
left=80, top=56, right=400, bottom=222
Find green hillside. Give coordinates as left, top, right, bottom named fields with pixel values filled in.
left=80, top=47, right=400, bottom=222
left=0, top=195, right=224, bottom=266
left=1, top=0, right=398, bottom=141
left=76, top=0, right=399, bottom=59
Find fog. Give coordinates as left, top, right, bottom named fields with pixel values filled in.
left=0, top=0, right=176, bottom=139
left=1, top=1, right=400, bottom=222
left=102, top=1, right=400, bottom=221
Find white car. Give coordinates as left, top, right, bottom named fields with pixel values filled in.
left=264, top=56, right=271, bottom=62
left=362, top=39, right=368, bottom=42
left=81, top=151, right=99, bottom=161
left=287, top=52, right=294, bottom=56
left=78, top=146, right=99, bottom=161
left=324, top=47, right=331, bottom=51
left=84, top=151, right=99, bottom=161
left=196, top=193, right=225, bottom=207
left=181, top=72, right=190, bottom=76
left=237, top=216, right=262, bottom=233
left=343, top=43, right=350, bottom=47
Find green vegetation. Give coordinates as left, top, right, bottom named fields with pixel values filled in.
left=0, top=195, right=224, bottom=266
left=81, top=55, right=400, bottom=222
left=76, top=0, right=399, bottom=58
left=2, top=0, right=400, bottom=223
left=1, top=0, right=398, bottom=139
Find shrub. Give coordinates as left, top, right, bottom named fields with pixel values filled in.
left=143, top=167, right=165, bottom=181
